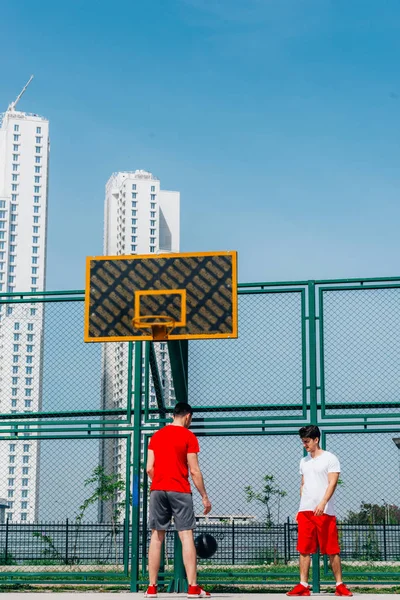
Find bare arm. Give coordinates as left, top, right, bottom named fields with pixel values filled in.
left=314, top=472, right=340, bottom=516
left=146, top=449, right=155, bottom=481
left=187, top=453, right=211, bottom=515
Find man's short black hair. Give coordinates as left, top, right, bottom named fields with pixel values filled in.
left=173, top=402, right=193, bottom=417
left=299, top=425, right=321, bottom=442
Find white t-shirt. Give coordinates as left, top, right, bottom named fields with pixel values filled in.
left=298, top=451, right=340, bottom=516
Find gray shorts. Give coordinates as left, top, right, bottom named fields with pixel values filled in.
left=149, top=491, right=197, bottom=531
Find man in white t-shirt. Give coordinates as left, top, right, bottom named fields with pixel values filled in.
left=286, top=425, right=352, bottom=597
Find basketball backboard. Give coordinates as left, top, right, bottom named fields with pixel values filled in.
left=84, top=251, right=237, bottom=342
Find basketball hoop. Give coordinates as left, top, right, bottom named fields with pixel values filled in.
left=132, top=315, right=176, bottom=341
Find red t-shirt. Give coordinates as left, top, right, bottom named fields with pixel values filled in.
left=148, top=425, right=200, bottom=493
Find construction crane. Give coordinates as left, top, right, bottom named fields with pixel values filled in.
left=7, top=75, right=34, bottom=112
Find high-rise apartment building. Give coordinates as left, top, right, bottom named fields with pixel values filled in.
left=100, top=170, right=180, bottom=520
left=0, top=81, right=49, bottom=522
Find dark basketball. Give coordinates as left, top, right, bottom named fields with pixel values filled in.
left=194, top=533, right=218, bottom=559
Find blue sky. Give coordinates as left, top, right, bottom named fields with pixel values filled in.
left=1, top=0, right=400, bottom=289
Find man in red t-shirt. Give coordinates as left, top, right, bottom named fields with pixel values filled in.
left=145, top=402, right=212, bottom=599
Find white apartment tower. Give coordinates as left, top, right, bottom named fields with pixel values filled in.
left=0, top=79, right=49, bottom=522
left=100, top=170, right=180, bottom=519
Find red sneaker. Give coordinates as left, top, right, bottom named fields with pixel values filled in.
left=335, top=583, right=353, bottom=596
left=286, top=583, right=311, bottom=596
left=187, top=585, right=211, bottom=598
left=144, top=585, right=158, bottom=598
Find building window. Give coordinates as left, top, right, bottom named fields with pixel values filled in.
left=150, top=237, right=156, bottom=244
left=9, top=444, right=15, bottom=452
left=13, top=344, right=19, bottom=352
left=35, top=157, right=40, bottom=164
left=11, top=388, right=18, bottom=396
left=27, top=323, right=34, bottom=331
left=23, top=456, right=29, bottom=464
left=12, top=356, right=19, bottom=364
left=151, top=194, right=156, bottom=201
left=26, top=345, right=33, bottom=353
left=33, top=226, right=39, bottom=234
left=32, top=236, right=39, bottom=243
left=12, top=164, right=18, bottom=171
left=9, top=456, right=15, bottom=464
left=21, top=501, right=28, bottom=509
left=151, top=186, right=155, bottom=192
left=26, top=367, right=32, bottom=374
left=36, top=127, right=41, bottom=134
left=25, top=389, right=32, bottom=396
left=150, top=211, right=156, bottom=218
left=8, top=467, right=15, bottom=475
left=11, top=204, right=17, bottom=212
left=21, top=490, right=28, bottom=498
left=12, top=366, right=18, bottom=374
left=34, top=176, right=40, bottom=183
left=132, top=184, right=136, bottom=190
left=35, top=137, right=41, bottom=144
left=8, top=478, right=15, bottom=487
left=22, top=467, right=29, bottom=475
left=20, top=513, right=27, bottom=521
left=22, top=478, right=28, bottom=487
left=12, top=174, right=18, bottom=181
left=131, top=245, right=137, bottom=252
left=26, top=356, right=33, bottom=364
left=34, top=166, right=41, bottom=173
left=35, top=146, right=41, bottom=153
left=30, top=308, right=36, bottom=315
left=34, top=207, right=39, bottom=213
left=14, top=125, right=19, bottom=132
left=131, top=236, right=137, bottom=243
left=13, top=134, right=19, bottom=141
left=132, top=193, right=137, bottom=199
left=7, top=490, right=13, bottom=498
left=34, top=196, right=40, bottom=203
left=150, top=220, right=156, bottom=226
left=150, top=202, right=156, bottom=209
left=11, top=400, right=17, bottom=408
left=23, top=444, right=30, bottom=452
left=34, top=186, right=40, bottom=193
left=150, top=246, right=155, bottom=253
left=11, top=214, right=17, bottom=222
left=32, top=247, right=38, bottom=254
left=33, top=216, right=39, bottom=224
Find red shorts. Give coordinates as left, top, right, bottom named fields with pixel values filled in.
left=297, top=511, right=340, bottom=555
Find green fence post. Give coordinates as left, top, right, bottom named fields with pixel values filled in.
left=308, top=281, right=320, bottom=593
left=167, top=531, right=188, bottom=592
left=130, top=342, right=143, bottom=592
left=124, top=434, right=132, bottom=577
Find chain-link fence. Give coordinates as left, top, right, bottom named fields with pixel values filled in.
left=139, top=279, right=400, bottom=591
left=1, top=281, right=400, bottom=589
left=0, top=292, right=132, bottom=584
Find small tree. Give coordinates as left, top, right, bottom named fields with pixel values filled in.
left=73, top=466, right=126, bottom=565
left=245, top=474, right=287, bottom=528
